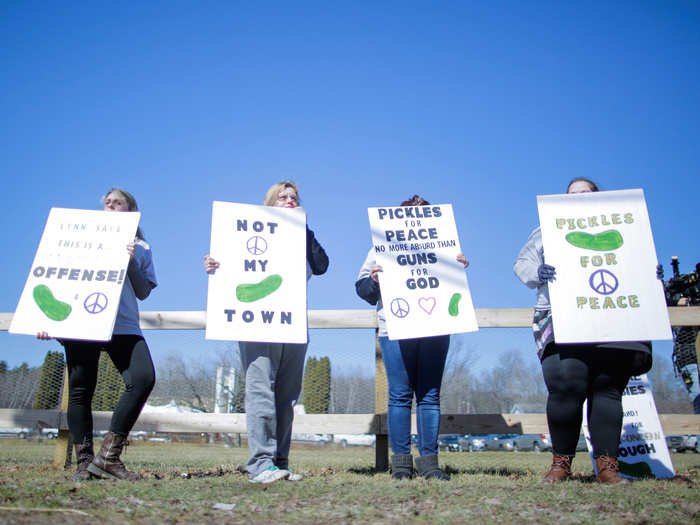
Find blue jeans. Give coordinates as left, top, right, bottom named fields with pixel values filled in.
left=380, top=335, right=450, bottom=456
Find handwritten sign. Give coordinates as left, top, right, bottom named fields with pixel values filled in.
left=205, top=201, right=308, bottom=343
left=583, top=374, right=675, bottom=479
left=10, top=208, right=140, bottom=341
left=537, top=189, right=671, bottom=343
left=367, top=204, right=478, bottom=340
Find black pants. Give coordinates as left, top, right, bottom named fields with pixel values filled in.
left=541, top=345, right=645, bottom=458
left=62, top=335, right=155, bottom=444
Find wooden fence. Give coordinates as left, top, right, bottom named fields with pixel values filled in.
left=1, top=307, right=700, bottom=471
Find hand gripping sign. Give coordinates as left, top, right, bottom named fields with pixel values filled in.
left=537, top=189, right=672, bottom=343
left=10, top=207, right=140, bottom=341
left=205, top=201, right=308, bottom=344
left=368, top=204, right=478, bottom=340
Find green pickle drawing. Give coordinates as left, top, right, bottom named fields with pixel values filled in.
left=33, top=284, right=72, bottom=321
left=618, top=459, right=654, bottom=478
left=236, top=274, right=283, bottom=302
left=565, top=230, right=624, bottom=251
left=448, top=293, right=462, bottom=317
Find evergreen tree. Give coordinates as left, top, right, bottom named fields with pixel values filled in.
left=303, top=356, right=331, bottom=413
left=33, top=351, right=65, bottom=409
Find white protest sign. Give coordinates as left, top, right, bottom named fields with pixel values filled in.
left=583, top=374, right=675, bottom=479
left=537, top=189, right=671, bottom=343
left=368, top=204, right=478, bottom=340
left=10, top=208, right=140, bottom=341
left=206, top=201, right=308, bottom=344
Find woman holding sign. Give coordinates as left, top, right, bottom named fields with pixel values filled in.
left=37, top=188, right=157, bottom=481
left=514, top=178, right=653, bottom=484
left=204, top=181, right=328, bottom=484
left=355, top=194, right=469, bottom=481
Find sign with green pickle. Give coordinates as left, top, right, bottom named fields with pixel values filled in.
left=9, top=207, right=140, bottom=341
left=537, top=189, right=672, bottom=343
left=205, top=201, right=308, bottom=344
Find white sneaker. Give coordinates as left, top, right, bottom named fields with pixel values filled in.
left=281, top=469, right=303, bottom=481
left=249, top=466, right=289, bottom=484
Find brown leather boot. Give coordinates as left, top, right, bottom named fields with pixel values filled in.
left=87, top=432, right=141, bottom=481
left=542, top=453, right=572, bottom=483
left=595, top=455, right=629, bottom=484
left=72, top=438, right=95, bottom=481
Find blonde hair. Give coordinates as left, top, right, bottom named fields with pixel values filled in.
left=263, top=181, right=300, bottom=207
left=101, top=187, right=145, bottom=239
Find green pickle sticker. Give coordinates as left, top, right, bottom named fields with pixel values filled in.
left=236, top=274, right=283, bottom=303
left=33, top=284, right=72, bottom=321
left=448, top=293, right=462, bottom=317
left=565, top=230, right=624, bottom=251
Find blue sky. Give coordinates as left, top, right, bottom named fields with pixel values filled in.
left=1, top=2, right=698, bottom=374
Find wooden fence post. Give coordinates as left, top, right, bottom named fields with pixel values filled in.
left=374, top=330, right=389, bottom=472
left=53, top=367, right=72, bottom=469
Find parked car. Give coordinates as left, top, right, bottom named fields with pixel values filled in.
left=437, top=434, right=463, bottom=452
left=40, top=428, right=58, bottom=439
left=459, top=434, right=486, bottom=452
left=0, top=427, right=30, bottom=439
left=510, top=433, right=552, bottom=452
left=483, top=434, right=515, bottom=451
left=666, top=434, right=699, bottom=453
left=292, top=433, right=332, bottom=445
left=333, top=434, right=376, bottom=447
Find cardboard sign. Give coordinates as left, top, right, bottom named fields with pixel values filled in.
left=10, top=208, right=140, bottom=341
left=367, top=204, right=478, bottom=340
left=206, top=201, right=308, bottom=343
left=537, top=189, right=671, bottom=343
left=583, top=374, right=675, bottom=479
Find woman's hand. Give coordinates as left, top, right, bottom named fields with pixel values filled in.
left=369, top=265, right=383, bottom=283
left=127, top=242, right=136, bottom=259
left=457, top=253, right=469, bottom=268
left=36, top=331, right=52, bottom=340
left=204, top=255, right=220, bottom=275
left=538, top=264, right=556, bottom=283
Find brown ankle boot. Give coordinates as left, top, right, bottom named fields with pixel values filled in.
left=595, top=455, right=628, bottom=484
left=87, top=432, right=141, bottom=481
left=542, top=453, right=572, bottom=483
left=72, top=438, right=95, bottom=481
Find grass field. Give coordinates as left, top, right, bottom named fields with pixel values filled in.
left=1, top=439, right=698, bottom=524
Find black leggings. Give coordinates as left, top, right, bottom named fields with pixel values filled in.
left=62, top=335, right=155, bottom=444
left=541, top=345, right=642, bottom=458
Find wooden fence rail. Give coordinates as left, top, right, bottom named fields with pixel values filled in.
left=1, top=307, right=700, bottom=471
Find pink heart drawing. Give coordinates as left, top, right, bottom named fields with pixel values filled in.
left=418, top=297, right=436, bottom=314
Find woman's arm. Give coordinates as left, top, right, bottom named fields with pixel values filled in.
left=306, top=225, right=329, bottom=275
left=127, top=242, right=157, bottom=300
left=513, top=228, right=545, bottom=289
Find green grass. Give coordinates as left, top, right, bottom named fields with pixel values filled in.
left=1, top=439, right=699, bottom=524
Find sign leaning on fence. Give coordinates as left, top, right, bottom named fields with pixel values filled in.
left=583, top=374, right=675, bottom=479
left=9, top=207, right=141, bottom=341
left=537, top=189, right=672, bottom=343
left=368, top=204, right=478, bottom=340
left=206, top=201, right=308, bottom=343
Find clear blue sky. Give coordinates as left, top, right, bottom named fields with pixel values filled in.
left=1, top=2, right=698, bottom=374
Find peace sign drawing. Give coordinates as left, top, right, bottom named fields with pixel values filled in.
left=390, top=298, right=410, bottom=319
left=589, top=269, right=619, bottom=296
left=83, top=292, right=108, bottom=314
left=246, top=236, right=268, bottom=256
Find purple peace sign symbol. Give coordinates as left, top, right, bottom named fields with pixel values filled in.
left=84, top=292, right=108, bottom=314
left=246, top=236, right=268, bottom=256
left=390, top=298, right=410, bottom=318
left=589, top=269, right=619, bottom=296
